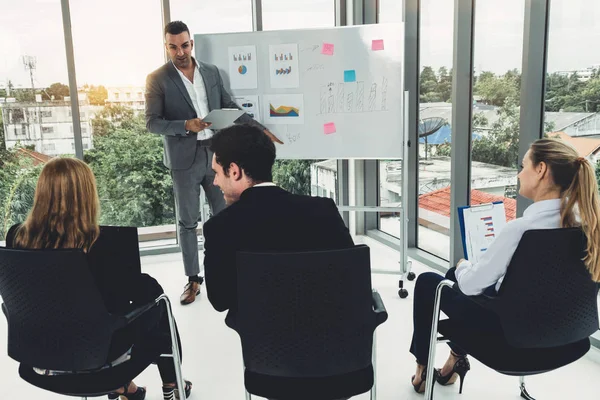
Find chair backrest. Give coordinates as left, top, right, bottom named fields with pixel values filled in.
left=235, top=245, right=378, bottom=378
left=0, top=247, right=115, bottom=371
left=492, top=228, right=599, bottom=348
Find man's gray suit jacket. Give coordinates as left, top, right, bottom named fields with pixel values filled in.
left=145, top=60, right=266, bottom=170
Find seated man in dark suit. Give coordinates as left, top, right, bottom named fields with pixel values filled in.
left=203, top=123, right=354, bottom=323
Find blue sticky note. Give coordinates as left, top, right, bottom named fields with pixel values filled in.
left=344, top=70, right=356, bottom=82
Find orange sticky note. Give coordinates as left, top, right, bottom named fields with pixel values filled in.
left=372, top=39, right=384, bottom=51
left=321, top=43, right=334, bottom=55
left=324, top=122, right=336, bottom=135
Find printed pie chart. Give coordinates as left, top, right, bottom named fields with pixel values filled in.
left=238, top=65, right=248, bottom=75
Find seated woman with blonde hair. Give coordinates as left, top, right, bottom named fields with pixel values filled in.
left=7, top=157, right=191, bottom=400
left=408, top=138, right=600, bottom=394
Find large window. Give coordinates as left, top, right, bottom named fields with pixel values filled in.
left=70, top=0, right=175, bottom=243
left=262, top=0, right=334, bottom=31
left=546, top=0, right=600, bottom=345
left=469, top=0, right=524, bottom=220
left=415, top=0, right=454, bottom=260
left=0, top=1, right=69, bottom=241
left=171, top=0, right=253, bottom=34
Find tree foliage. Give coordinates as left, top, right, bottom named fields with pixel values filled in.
left=84, top=84, right=109, bottom=106
left=272, top=160, right=315, bottom=196
left=43, top=82, right=70, bottom=101
left=85, top=109, right=175, bottom=227
left=0, top=153, right=42, bottom=240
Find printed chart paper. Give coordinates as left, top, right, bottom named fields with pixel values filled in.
left=228, top=45, right=258, bottom=89
left=462, top=203, right=507, bottom=264
left=234, top=95, right=261, bottom=123
left=269, top=43, right=300, bottom=89
left=263, top=94, right=304, bottom=125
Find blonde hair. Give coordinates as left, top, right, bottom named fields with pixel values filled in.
left=13, top=157, right=100, bottom=252
left=529, top=138, right=600, bottom=281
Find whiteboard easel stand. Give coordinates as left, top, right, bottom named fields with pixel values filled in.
left=337, top=91, right=414, bottom=299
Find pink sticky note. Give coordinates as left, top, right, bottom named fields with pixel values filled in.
left=324, top=122, right=336, bottom=135
left=372, top=39, right=385, bottom=51
left=321, top=43, right=335, bottom=56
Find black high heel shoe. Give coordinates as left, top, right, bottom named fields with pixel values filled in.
left=107, top=382, right=147, bottom=400
left=411, top=367, right=439, bottom=394
left=162, top=379, right=192, bottom=400
left=435, top=352, right=471, bottom=394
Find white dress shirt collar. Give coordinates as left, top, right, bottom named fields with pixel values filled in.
left=253, top=182, right=277, bottom=188
left=523, top=198, right=561, bottom=218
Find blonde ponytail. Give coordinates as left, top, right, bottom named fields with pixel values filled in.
left=562, top=158, right=600, bottom=281
left=530, top=139, right=600, bottom=282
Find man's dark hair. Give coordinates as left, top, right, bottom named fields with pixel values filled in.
left=164, top=21, right=190, bottom=37
left=210, top=124, right=276, bottom=183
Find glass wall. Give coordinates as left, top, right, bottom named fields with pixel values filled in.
left=262, top=0, right=335, bottom=31
left=469, top=0, right=524, bottom=223
left=171, top=0, right=254, bottom=34
left=70, top=0, right=175, bottom=246
left=546, top=0, right=600, bottom=346
left=415, top=0, right=454, bottom=260
left=0, top=1, right=70, bottom=241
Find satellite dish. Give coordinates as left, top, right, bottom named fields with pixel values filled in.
left=419, top=117, right=448, bottom=160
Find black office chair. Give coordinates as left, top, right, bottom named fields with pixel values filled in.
left=233, top=245, right=388, bottom=400
left=0, top=247, right=187, bottom=399
left=423, top=228, right=600, bottom=399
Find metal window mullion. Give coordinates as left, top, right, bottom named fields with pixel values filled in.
left=517, top=0, right=550, bottom=216
left=60, top=0, right=83, bottom=160
left=449, top=0, right=476, bottom=265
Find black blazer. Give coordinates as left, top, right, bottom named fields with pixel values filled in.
left=6, top=224, right=161, bottom=316
left=203, top=186, right=354, bottom=322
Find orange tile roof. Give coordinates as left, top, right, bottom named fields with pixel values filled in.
left=419, top=187, right=517, bottom=221
left=15, top=148, right=54, bottom=166
left=550, top=132, right=600, bottom=157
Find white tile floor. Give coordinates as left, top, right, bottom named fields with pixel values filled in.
left=1, top=236, right=598, bottom=399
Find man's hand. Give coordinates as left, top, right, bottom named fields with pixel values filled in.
left=264, top=129, right=284, bottom=144
left=456, top=258, right=466, bottom=267
left=185, top=118, right=212, bottom=133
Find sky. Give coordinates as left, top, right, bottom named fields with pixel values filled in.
left=0, top=0, right=599, bottom=89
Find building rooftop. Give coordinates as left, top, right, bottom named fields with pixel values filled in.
left=550, top=131, right=600, bottom=157
left=419, top=187, right=517, bottom=221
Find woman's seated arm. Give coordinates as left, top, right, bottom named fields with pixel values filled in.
left=455, top=219, right=528, bottom=296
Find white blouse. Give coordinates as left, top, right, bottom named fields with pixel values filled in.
left=455, top=199, right=562, bottom=296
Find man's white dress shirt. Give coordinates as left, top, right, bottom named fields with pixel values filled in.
left=456, top=199, right=562, bottom=295
left=173, top=59, right=214, bottom=141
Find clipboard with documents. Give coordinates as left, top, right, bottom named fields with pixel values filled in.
left=458, top=202, right=507, bottom=264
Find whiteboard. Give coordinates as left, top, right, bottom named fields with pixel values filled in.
left=195, top=24, right=404, bottom=159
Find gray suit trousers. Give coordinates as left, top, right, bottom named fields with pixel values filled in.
left=171, top=143, right=226, bottom=277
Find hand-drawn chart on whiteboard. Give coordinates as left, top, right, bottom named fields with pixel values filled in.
left=195, top=24, right=404, bottom=159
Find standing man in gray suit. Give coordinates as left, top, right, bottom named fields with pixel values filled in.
left=146, top=21, right=283, bottom=305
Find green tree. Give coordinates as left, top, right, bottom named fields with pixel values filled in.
left=272, top=160, right=314, bottom=196
left=546, top=73, right=585, bottom=112
left=0, top=153, right=42, bottom=240
left=43, top=82, right=70, bottom=101
left=420, top=66, right=443, bottom=102
left=474, top=71, right=519, bottom=107
left=85, top=127, right=175, bottom=227
left=581, top=78, right=600, bottom=113
left=85, top=85, right=108, bottom=106
left=91, top=104, right=143, bottom=136
left=436, top=67, right=453, bottom=102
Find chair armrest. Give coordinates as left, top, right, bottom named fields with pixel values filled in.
left=372, top=289, right=388, bottom=326
left=443, top=281, right=499, bottom=313
left=112, top=294, right=169, bottom=330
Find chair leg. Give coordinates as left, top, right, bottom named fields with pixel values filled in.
left=158, top=295, right=187, bottom=400
left=424, top=279, right=455, bottom=400
left=519, top=376, right=535, bottom=400
left=245, top=389, right=252, bottom=400
left=370, top=332, right=377, bottom=400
